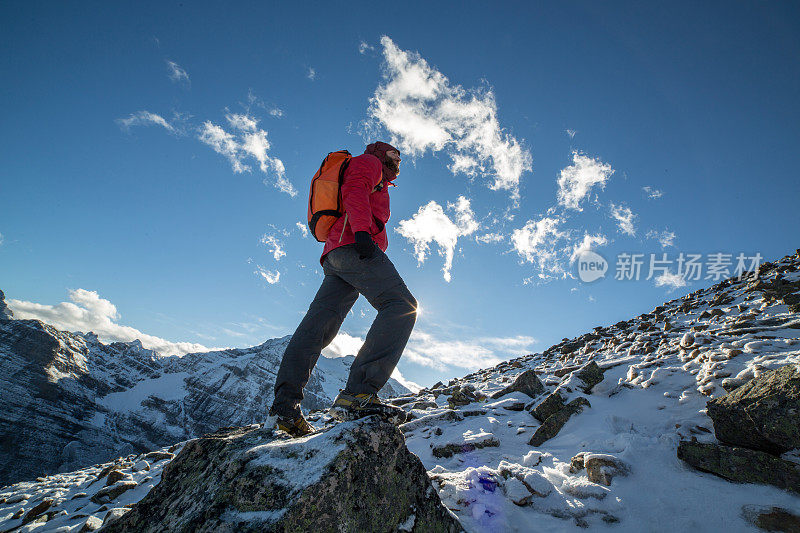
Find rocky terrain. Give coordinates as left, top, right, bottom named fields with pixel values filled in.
left=0, top=292, right=408, bottom=487
left=1, top=249, right=800, bottom=532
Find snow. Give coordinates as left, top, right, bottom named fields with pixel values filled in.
left=99, top=372, right=189, bottom=412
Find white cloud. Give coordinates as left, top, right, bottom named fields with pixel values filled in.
left=198, top=113, right=297, bottom=196
left=260, top=233, right=286, bottom=260
left=296, top=221, right=309, bottom=238
left=358, top=41, right=375, bottom=54
left=307, top=67, right=317, bottom=80
left=566, top=129, right=577, bottom=138
left=646, top=229, right=676, bottom=248
left=396, top=196, right=478, bottom=282
left=475, top=232, right=504, bottom=244
left=511, top=216, right=569, bottom=279
left=116, top=111, right=178, bottom=134
left=0, top=232, right=3, bottom=246
left=654, top=271, right=687, bottom=290
left=643, top=186, right=663, bottom=199
left=610, top=203, right=637, bottom=236
left=321, top=332, right=364, bottom=358
left=7, top=289, right=208, bottom=356
left=166, top=60, right=189, bottom=83
left=269, top=108, right=284, bottom=118
left=255, top=266, right=280, bottom=284
left=403, top=330, right=536, bottom=371
left=569, top=233, right=608, bottom=263
left=557, top=151, right=614, bottom=210
left=366, top=36, right=532, bottom=200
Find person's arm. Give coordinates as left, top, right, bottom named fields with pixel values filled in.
left=340, top=155, right=381, bottom=234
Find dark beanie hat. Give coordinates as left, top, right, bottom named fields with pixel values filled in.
left=364, top=141, right=399, bottom=164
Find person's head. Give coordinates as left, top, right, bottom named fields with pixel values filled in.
left=364, top=141, right=401, bottom=179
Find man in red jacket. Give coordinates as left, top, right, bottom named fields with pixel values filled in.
left=269, top=142, right=418, bottom=436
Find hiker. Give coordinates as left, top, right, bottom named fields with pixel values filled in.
left=269, top=142, right=417, bottom=437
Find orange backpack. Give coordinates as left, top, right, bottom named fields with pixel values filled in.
left=307, top=150, right=352, bottom=242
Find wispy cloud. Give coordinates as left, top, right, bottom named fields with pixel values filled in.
left=255, top=266, right=280, bottom=284
left=569, top=233, right=608, bottom=263
left=511, top=216, right=569, bottom=279
left=306, top=67, right=317, bottom=80
left=260, top=233, right=286, bottom=260
left=166, top=60, right=189, bottom=83
left=396, top=196, right=479, bottom=282
left=7, top=289, right=209, bottom=356
left=557, top=151, right=614, bottom=210
left=642, top=186, right=663, bottom=199
left=116, top=111, right=181, bottom=134
left=610, top=203, right=637, bottom=236
left=566, top=129, right=577, bottom=138
left=198, top=113, right=296, bottom=196
left=654, top=271, right=687, bottom=290
left=475, top=232, right=504, bottom=244
left=646, top=229, right=676, bottom=248
left=365, top=36, right=532, bottom=201
left=296, top=222, right=309, bottom=238
left=0, top=232, right=3, bottom=246
left=358, top=41, right=375, bottom=55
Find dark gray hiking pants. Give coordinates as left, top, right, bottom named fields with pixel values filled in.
left=272, top=244, right=417, bottom=414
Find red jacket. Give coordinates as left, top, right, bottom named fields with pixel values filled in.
left=321, top=153, right=393, bottom=263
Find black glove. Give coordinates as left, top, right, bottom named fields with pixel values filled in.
left=354, top=231, right=377, bottom=260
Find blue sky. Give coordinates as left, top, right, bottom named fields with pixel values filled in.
left=2, top=1, right=799, bottom=388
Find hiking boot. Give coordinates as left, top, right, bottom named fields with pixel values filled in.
left=268, top=407, right=316, bottom=438
left=329, top=390, right=408, bottom=424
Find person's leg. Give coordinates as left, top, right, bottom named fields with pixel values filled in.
left=272, top=271, right=358, bottom=415
left=323, top=245, right=417, bottom=395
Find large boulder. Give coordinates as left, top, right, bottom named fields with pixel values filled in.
left=102, top=419, right=462, bottom=533
left=706, top=364, right=800, bottom=454
left=490, top=370, right=544, bottom=399
left=528, top=397, right=591, bottom=447
left=677, top=441, right=800, bottom=494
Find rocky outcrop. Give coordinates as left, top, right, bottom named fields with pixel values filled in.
left=0, top=294, right=409, bottom=487
left=102, top=418, right=462, bottom=533
left=0, top=291, right=12, bottom=321
left=528, top=397, right=590, bottom=446
left=706, top=364, right=800, bottom=455
left=490, top=369, right=544, bottom=399
left=677, top=441, right=800, bottom=494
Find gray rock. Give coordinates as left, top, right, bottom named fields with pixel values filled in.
left=677, top=441, right=800, bottom=494
left=0, top=290, right=12, bottom=320
left=584, top=454, right=630, bottom=486
left=90, top=481, right=138, bottom=504
left=575, top=362, right=604, bottom=393
left=530, top=392, right=566, bottom=423
left=706, top=364, right=800, bottom=454
left=490, top=370, right=544, bottom=400
left=432, top=437, right=500, bottom=459
left=80, top=515, right=104, bottom=532
left=529, top=398, right=591, bottom=447
left=22, top=498, right=53, bottom=525
left=741, top=505, right=800, bottom=533
left=102, top=419, right=462, bottom=533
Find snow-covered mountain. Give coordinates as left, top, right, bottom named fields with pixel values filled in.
left=2, top=249, right=800, bottom=532
left=0, top=295, right=409, bottom=487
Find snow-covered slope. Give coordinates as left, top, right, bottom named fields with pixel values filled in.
left=0, top=298, right=409, bottom=487
left=2, top=250, right=800, bottom=532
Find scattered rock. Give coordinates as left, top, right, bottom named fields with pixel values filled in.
left=143, top=451, right=174, bottom=462
left=741, top=505, right=800, bottom=533
left=706, top=364, right=800, bottom=454
left=4, top=493, right=30, bottom=504
left=490, top=370, right=545, bottom=399
left=80, top=515, right=104, bottom=532
left=131, top=460, right=150, bottom=472
left=22, top=498, right=53, bottom=525
left=502, top=402, right=526, bottom=411
left=677, top=441, right=800, bottom=494
left=103, top=507, right=131, bottom=527
left=575, top=362, right=604, bottom=393
left=447, top=387, right=478, bottom=409
left=584, top=454, right=630, bottom=486
left=529, top=398, right=591, bottom=446
left=91, top=481, right=138, bottom=504
left=570, top=452, right=587, bottom=473
left=530, top=392, right=566, bottom=423
left=102, top=419, right=461, bottom=532
left=681, top=333, right=695, bottom=348
left=106, top=469, right=126, bottom=486
left=432, top=434, right=501, bottom=458
left=409, top=400, right=438, bottom=411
